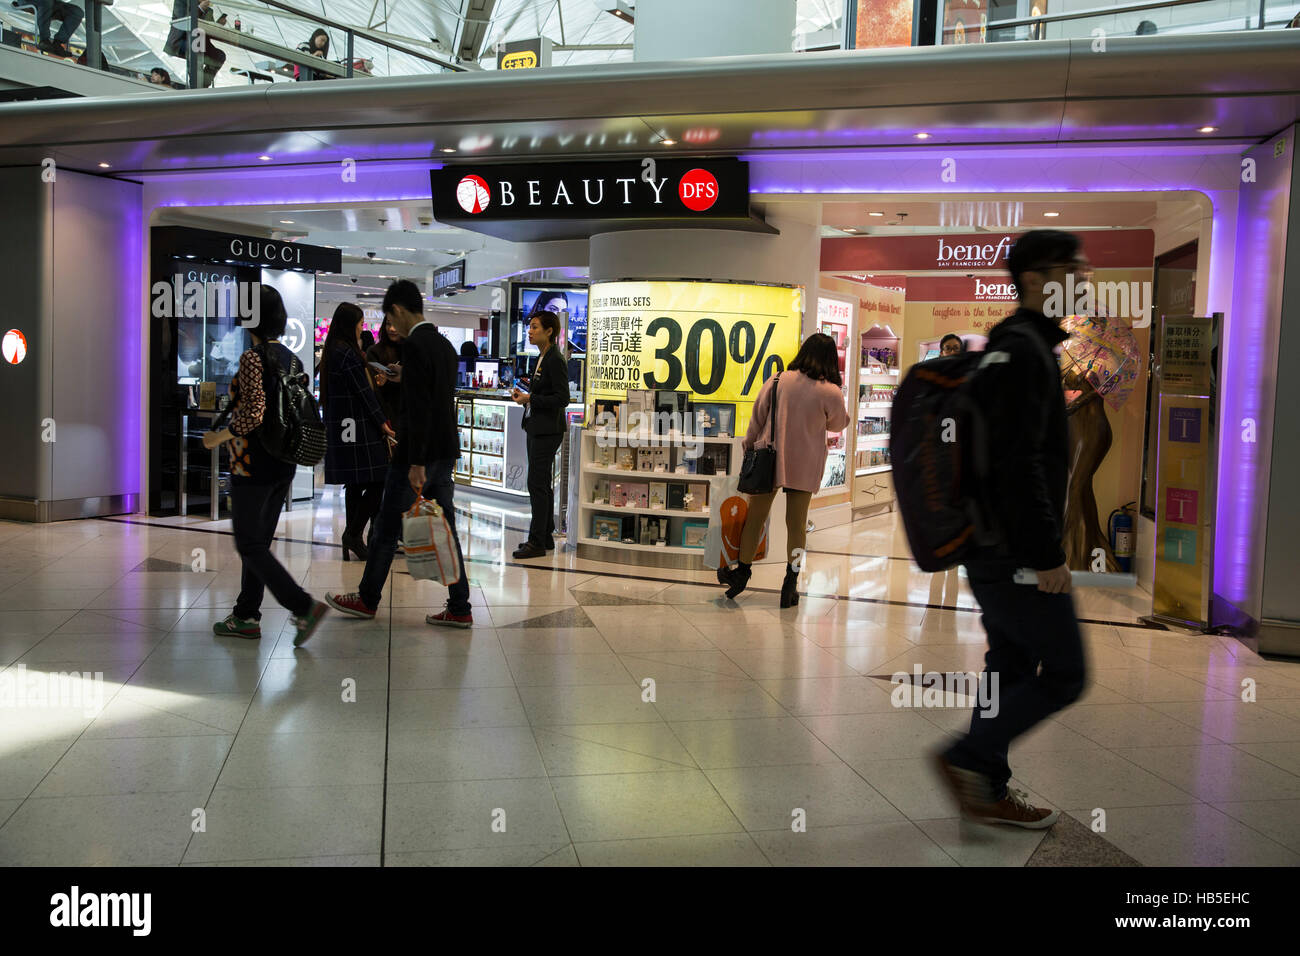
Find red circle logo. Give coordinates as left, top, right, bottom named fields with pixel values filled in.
left=678, top=168, right=719, bottom=212
left=455, top=174, right=491, bottom=214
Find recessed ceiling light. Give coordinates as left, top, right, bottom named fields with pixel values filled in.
left=842, top=227, right=859, bottom=234
left=914, top=132, right=930, bottom=139
left=660, top=138, right=677, bottom=146
left=97, top=162, right=110, bottom=168
left=1044, top=211, right=1060, bottom=217
left=868, top=212, right=884, bottom=217
left=440, top=147, right=457, bottom=153
left=279, top=219, right=295, bottom=224
left=258, top=155, right=272, bottom=161
left=1198, top=126, right=1218, bottom=133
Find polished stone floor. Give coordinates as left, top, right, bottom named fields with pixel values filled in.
left=1, top=488, right=1298, bottom=866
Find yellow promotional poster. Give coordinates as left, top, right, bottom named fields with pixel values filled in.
left=586, top=280, right=803, bottom=433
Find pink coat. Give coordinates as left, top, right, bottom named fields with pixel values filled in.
left=743, top=370, right=851, bottom=493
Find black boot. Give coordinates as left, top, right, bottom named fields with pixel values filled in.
left=720, top=561, right=752, bottom=600
left=780, top=564, right=799, bottom=608
left=341, top=531, right=369, bottom=562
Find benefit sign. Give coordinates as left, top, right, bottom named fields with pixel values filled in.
left=586, top=280, right=803, bottom=433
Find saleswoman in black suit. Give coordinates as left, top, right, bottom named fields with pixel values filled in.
left=511, top=308, right=568, bottom=559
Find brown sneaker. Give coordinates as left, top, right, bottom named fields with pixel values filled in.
left=969, top=786, right=1060, bottom=829
left=933, top=751, right=994, bottom=814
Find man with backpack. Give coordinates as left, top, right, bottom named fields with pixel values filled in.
left=925, top=230, right=1088, bottom=828
left=326, top=280, right=473, bottom=628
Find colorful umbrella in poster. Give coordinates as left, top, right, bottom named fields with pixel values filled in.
left=1060, top=313, right=1142, bottom=411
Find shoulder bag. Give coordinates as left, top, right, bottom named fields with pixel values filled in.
left=738, top=373, right=780, bottom=494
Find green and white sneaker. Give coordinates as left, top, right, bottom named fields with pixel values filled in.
left=213, top=614, right=261, bottom=639
left=292, top=600, right=329, bottom=646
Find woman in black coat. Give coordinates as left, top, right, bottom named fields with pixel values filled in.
left=320, top=303, right=394, bottom=560
left=510, top=308, right=569, bottom=559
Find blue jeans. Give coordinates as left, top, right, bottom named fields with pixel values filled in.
left=943, top=559, right=1087, bottom=800
left=359, top=459, right=470, bottom=615
left=33, top=0, right=82, bottom=45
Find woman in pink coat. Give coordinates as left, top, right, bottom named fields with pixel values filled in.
left=720, top=333, right=851, bottom=607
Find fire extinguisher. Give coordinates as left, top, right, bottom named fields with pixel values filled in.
left=1109, top=502, right=1136, bottom=573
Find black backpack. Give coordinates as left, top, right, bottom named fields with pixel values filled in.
left=890, top=326, right=1051, bottom=572
left=253, top=343, right=327, bottom=467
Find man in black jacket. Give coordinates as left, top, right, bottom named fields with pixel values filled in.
left=327, top=280, right=472, bottom=627
left=935, top=230, right=1087, bottom=829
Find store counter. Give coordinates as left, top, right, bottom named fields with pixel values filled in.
left=455, top=392, right=527, bottom=496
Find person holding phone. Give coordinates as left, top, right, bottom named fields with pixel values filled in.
left=510, top=308, right=567, bottom=559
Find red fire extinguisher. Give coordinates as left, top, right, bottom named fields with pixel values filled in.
left=1109, top=502, right=1136, bottom=573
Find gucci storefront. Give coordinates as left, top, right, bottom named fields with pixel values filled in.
left=147, top=227, right=341, bottom=517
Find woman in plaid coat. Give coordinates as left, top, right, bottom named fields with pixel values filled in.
left=320, top=303, right=394, bottom=560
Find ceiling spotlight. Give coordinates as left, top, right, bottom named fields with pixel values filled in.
left=279, top=219, right=295, bottom=224
left=605, top=1, right=634, bottom=23
left=914, top=132, right=931, bottom=139
left=868, top=211, right=884, bottom=217
left=97, top=162, right=110, bottom=168
left=440, top=147, right=457, bottom=153
left=1198, top=126, right=1218, bottom=133
left=1044, top=211, right=1060, bottom=217
left=258, top=155, right=272, bottom=161
left=842, top=227, right=859, bottom=234
left=659, top=138, right=677, bottom=146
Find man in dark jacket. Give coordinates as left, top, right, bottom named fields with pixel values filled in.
left=935, top=230, right=1087, bottom=829
left=326, top=280, right=472, bottom=627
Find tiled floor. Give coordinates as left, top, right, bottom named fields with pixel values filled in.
left=1, top=488, right=1299, bottom=866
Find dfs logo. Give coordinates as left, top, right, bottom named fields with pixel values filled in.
left=456, top=175, right=491, bottom=214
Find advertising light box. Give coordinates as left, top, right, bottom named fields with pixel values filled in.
left=585, top=280, right=803, bottom=433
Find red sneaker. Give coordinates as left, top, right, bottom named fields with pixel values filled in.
left=325, top=591, right=376, bottom=619
left=426, top=609, right=473, bottom=629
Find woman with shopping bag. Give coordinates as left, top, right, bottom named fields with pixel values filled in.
left=718, top=333, right=850, bottom=607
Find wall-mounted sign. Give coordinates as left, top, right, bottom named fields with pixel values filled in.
left=2, top=328, right=26, bottom=365
left=585, top=280, right=802, bottom=434
left=150, top=226, right=342, bottom=274
left=496, top=37, right=552, bottom=70
left=430, top=258, right=472, bottom=295
left=431, top=159, right=762, bottom=241
left=821, top=229, right=1155, bottom=273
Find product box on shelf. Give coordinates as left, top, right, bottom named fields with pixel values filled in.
left=638, top=515, right=668, bottom=546
left=591, top=513, right=625, bottom=541
left=667, top=482, right=686, bottom=511
left=685, top=482, right=709, bottom=512
left=636, top=447, right=671, bottom=472
left=692, top=402, right=736, bottom=438
left=592, top=478, right=610, bottom=505
left=648, top=482, right=667, bottom=510
left=680, top=519, right=709, bottom=549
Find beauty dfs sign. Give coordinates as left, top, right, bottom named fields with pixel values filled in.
left=585, top=281, right=802, bottom=433
left=430, top=159, right=753, bottom=240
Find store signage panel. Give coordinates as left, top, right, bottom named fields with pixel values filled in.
left=585, top=280, right=802, bottom=434
left=431, top=159, right=752, bottom=226
left=496, top=37, right=550, bottom=70
left=430, top=259, right=471, bottom=295
left=152, top=226, right=342, bottom=273
left=820, top=229, right=1155, bottom=273
left=1159, top=315, right=1213, bottom=392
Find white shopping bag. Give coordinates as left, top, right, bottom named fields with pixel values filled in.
left=402, top=496, right=461, bottom=586
left=702, top=472, right=769, bottom=573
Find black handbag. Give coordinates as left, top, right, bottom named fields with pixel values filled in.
left=738, top=373, right=779, bottom=494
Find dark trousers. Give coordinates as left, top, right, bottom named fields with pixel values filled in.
left=526, top=432, right=561, bottom=548
left=343, top=481, right=383, bottom=540
left=231, top=479, right=313, bottom=620
left=944, top=561, right=1087, bottom=800
left=359, top=459, right=470, bottom=615
left=34, top=0, right=82, bottom=45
